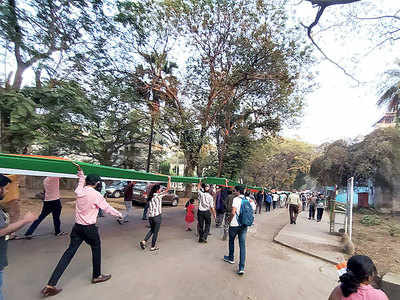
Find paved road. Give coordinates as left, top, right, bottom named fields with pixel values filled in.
left=6, top=206, right=338, bottom=299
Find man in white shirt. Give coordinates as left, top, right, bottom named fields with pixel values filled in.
left=197, top=181, right=216, bottom=243
left=224, top=186, right=256, bottom=275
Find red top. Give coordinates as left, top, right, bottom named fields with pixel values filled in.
left=185, top=203, right=195, bottom=222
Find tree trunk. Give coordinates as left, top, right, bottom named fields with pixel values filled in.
left=183, top=152, right=195, bottom=197
left=12, top=63, right=26, bottom=90
left=146, top=117, right=155, bottom=172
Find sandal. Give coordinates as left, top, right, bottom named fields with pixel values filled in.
left=41, top=286, right=62, bottom=297
left=140, top=241, right=146, bottom=250
left=92, top=274, right=111, bottom=284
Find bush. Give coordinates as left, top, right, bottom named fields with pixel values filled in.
left=388, top=224, right=400, bottom=237
left=360, top=215, right=382, bottom=226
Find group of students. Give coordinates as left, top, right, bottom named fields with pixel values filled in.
left=0, top=171, right=390, bottom=299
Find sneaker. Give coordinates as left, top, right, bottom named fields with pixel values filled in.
left=237, top=269, right=245, bottom=275
left=140, top=241, right=146, bottom=250
left=55, top=232, right=67, bottom=237
left=223, top=256, right=234, bottom=264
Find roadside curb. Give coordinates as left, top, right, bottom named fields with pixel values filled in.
left=273, top=233, right=339, bottom=265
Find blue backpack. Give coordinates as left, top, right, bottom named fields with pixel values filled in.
left=236, top=197, right=254, bottom=227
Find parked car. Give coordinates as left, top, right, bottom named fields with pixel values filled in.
left=131, top=182, right=179, bottom=206
left=105, top=181, right=128, bottom=198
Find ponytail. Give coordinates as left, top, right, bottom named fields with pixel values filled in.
left=340, top=255, right=377, bottom=297
left=339, top=271, right=360, bottom=297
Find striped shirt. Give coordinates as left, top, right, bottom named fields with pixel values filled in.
left=198, top=190, right=214, bottom=211
left=148, top=191, right=167, bottom=218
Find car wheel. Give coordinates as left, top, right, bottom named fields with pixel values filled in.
left=113, top=191, right=121, bottom=198
left=172, top=198, right=178, bottom=207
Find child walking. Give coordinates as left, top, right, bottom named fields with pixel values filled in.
left=185, top=199, right=195, bottom=231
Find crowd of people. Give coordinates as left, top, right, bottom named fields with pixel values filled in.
left=0, top=170, right=389, bottom=299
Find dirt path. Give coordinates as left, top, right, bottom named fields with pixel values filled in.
left=5, top=207, right=338, bottom=300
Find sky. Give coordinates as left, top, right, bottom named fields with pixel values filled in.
left=282, top=0, right=397, bottom=145
left=1, top=0, right=397, bottom=147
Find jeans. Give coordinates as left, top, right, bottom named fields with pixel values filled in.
left=317, top=208, right=324, bottom=221
left=0, top=270, right=4, bottom=300
left=265, top=202, right=271, bottom=212
left=121, top=201, right=133, bottom=222
left=48, top=224, right=101, bottom=286
left=309, top=205, right=315, bottom=219
left=289, top=204, right=299, bottom=224
left=272, top=201, right=277, bottom=209
left=197, top=210, right=211, bottom=242
left=142, top=202, right=149, bottom=220
left=223, top=211, right=231, bottom=240
left=228, top=226, right=248, bottom=271
left=25, top=199, right=62, bottom=236
left=144, top=215, right=162, bottom=247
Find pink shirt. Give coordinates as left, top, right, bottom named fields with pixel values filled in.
left=341, top=285, right=388, bottom=300
left=43, top=177, right=60, bottom=201
left=74, top=171, right=122, bottom=225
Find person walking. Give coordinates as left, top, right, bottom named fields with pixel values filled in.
left=0, top=174, right=36, bottom=299
left=301, top=193, right=307, bottom=211
left=255, top=191, right=263, bottom=214
left=328, top=255, right=388, bottom=300
left=222, top=188, right=235, bottom=241
left=185, top=198, right=195, bottom=231
left=118, top=181, right=135, bottom=224
left=287, top=189, right=301, bottom=224
left=316, top=194, right=325, bottom=222
left=272, top=191, right=279, bottom=209
left=215, top=187, right=226, bottom=227
left=139, top=177, right=171, bottom=251
left=308, top=193, right=316, bottom=220
left=264, top=192, right=272, bottom=212
left=24, top=176, right=66, bottom=238
left=41, top=166, right=122, bottom=297
left=223, top=186, right=256, bottom=275
left=197, top=180, right=216, bottom=243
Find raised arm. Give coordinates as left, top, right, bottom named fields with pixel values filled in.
left=74, top=164, right=86, bottom=197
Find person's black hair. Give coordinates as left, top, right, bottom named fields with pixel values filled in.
left=227, top=189, right=233, bottom=195
left=245, top=191, right=250, bottom=197
left=235, top=185, right=244, bottom=194
left=0, top=174, right=11, bottom=188
left=148, top=184, right=160, bottom=201
left=185, top=198, right=195, bottom=208
left=86, top=174, right=101, bottom=186
left=201, top=183, right=206, bottom=190
left=339, top=255, right=377, bottom=297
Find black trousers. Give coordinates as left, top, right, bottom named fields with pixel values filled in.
left=309, top=205, right=315, bottom=219
left=25, top=199, right=62, bottom=236
left=272, top=201, right=277, bottom=209
left=144, top=214, right=162, bottom=247
left=48, top=224, right=101, bottom=286
left=255, top=201, right=262, bottom=214
left=289, top=204, right=299, bottom=224
left=197, top=210, right=211, bottom=242
left=265, top=202, right=271, bottom=212
left=317, top=208, right=324, bottom=221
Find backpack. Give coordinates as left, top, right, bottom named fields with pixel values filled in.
left=236, top=197, right=254, bottom=227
